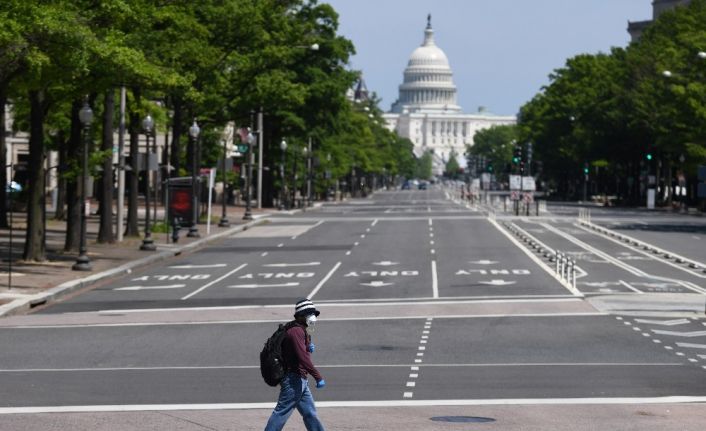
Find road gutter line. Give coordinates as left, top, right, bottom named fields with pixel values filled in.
left=308, top=262, right=341, bottom=299
left=180, top=264, right=248, bottom=300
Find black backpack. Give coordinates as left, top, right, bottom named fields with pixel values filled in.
left=260, top=321, right=297, bottom=387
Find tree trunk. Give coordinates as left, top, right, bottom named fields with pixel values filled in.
left=171, top=97, right=182, bottom=176
left=98, top=90, right=115, bottom=243
left=23, top=90, right=46, bottom=261
left=64, top=100, right=82, bottom=251
left=54, top=131, right=67, bottom=220
left=125, top=87, right=141, bottom=237
left=0, top=89, right=8, bottom=228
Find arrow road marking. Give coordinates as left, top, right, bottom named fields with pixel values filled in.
left=478, top=280, right=516, bottom=286
left=372, top=261, right=399, bottom=266
left=115, top=284, right=186, bottom=291
left=635, top=318, right=691, bottom=326
left=263, top=262, right=321, bottom=268
left=360, top=281, right=394, bottom=287
left=470, top=260, right=498, bottom=265
left=653, top=330, right=706, bottom=338
left=169, top=264, right=227, bottom=269
left=228, top=282, right=300, bottom=289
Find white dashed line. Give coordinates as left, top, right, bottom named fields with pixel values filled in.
left=261, top=252, right=268, bottom=257
left=277, top=243, right=284, bottom=248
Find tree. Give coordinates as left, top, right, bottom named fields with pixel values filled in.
left=416, top=151, right=433, bottom=180
left=444, top=151, right=461, bottom=179
left=468, top=124, right=517, bottom=180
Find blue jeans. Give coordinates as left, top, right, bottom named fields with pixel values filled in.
left=264, top=373, right=325, bottom=431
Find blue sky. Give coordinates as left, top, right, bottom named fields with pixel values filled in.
left=322, top=0, right=653, bottom=116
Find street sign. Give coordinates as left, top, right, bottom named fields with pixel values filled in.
left=509, top=175, right=522, bottom=191
left=521, top=176, right=536, bottom=191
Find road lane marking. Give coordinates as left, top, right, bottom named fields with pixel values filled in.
left=181, top=264, right=248, bottom=300
left=263, top=262, right=321, bottom=268
left=0, top=363, right=684, bottom=373
left=4, top=396, right=706, bottom=414
left=371, top=219, right=378, bottom=227
left=654, top=331, right=706, bottom=338
left=261, top=252, right=268, bottom=257
left=431, top=260, right=439, bottom=298
left=547, top=223, right=705, bottom=294
left=308, top=262, right=342, bottom=299
left=618, top=280, right=643, bottom=294
left=115, top=285, right=185, bottom=291
left=87, top=299, right=591, bottom=316
left=635, top=318, right=691, bottom=326
left=677, top=343, right=706, bottom=349
left=169, top=264, right=226, bottom=269
left=428, top=218, right=433, bottom=227
left=489, top=219, right=582, bottom=297
left=228, top=282, right=300, bottom=289
left=573, top=223, right=706, bottom=285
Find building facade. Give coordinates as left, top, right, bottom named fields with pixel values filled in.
left=628, top=0, right=691, bottom=42
left=383, top=16, right=515, bottom=175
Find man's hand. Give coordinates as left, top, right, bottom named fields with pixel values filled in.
left=308, top=343, right=315, bottom=353
left=316, top=379, right=326, bottom=389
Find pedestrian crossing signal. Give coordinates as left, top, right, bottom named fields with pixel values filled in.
left=646, top=153, right=653, bottom=161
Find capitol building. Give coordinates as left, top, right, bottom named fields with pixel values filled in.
left=383, top=17, right=515, bottom=175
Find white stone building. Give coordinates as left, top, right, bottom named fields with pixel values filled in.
left=383, top=16, right=515, bottom=175
left=628, top=0, right=691, bottom=42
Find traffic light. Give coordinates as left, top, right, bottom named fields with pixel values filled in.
left=513, top=144, right=521, bottom=164
left=646, top=153, right=653, bottom=161
left=583, top=162, right=589, bottom=175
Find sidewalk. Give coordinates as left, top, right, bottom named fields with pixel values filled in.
left=0, top=202, right=279, bottom=316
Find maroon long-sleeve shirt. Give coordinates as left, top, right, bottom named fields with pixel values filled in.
left=282, top=323, right=323, bottom=382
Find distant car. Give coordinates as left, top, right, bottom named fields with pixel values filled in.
left=402, top=180, right=411, bottom=190
left=418, top=181, right=428, bottom=190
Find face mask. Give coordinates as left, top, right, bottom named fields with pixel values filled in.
left=306, top=314, right=317, bottom=332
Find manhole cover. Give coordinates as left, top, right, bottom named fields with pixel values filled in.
left=430, top=416, right=496, bottom=423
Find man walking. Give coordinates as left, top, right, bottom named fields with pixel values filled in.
left=264, top=299, right=326, bottom=431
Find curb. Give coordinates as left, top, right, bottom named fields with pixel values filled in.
left=0, top=215, right=274, bottom=318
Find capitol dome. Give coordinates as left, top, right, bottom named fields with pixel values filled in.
left=391, top=16, right=462, bottom=114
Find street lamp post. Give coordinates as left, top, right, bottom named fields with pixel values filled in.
left=243, top=130, right=255, bottom=220
left=188, top=120, right=201, bottom=237
left=218, top=139, right=230, bottom=227
left=279, top=139, right=287, bottom=210
left=140, top=114, right=156, bottom=251
left=301, top=146, right=308, bottom=209
left=72, top=100, right=94, bottom=271
left=306, top=138, right=313, bottom=207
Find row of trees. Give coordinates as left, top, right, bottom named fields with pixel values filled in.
left=467, top=0, right=706, bottom=202
left=0, top=0, right=417, bottom=262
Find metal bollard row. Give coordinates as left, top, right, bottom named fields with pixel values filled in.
left=554, top=251, right=577, bottom=289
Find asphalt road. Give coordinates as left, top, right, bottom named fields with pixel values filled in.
left=0, top=187, right=705, bottom=429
